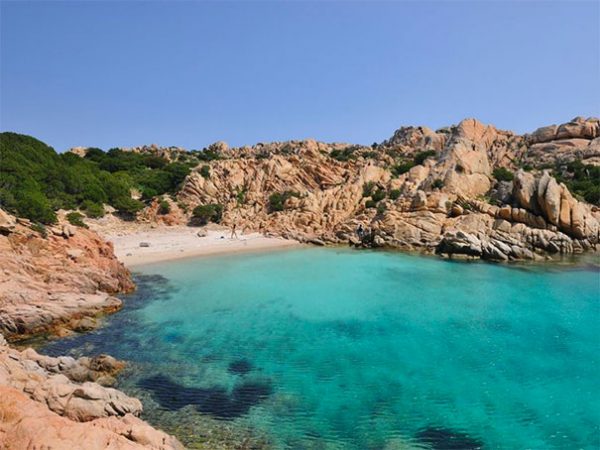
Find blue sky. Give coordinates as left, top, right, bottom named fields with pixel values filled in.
left=1, top=1, right=598, bottom=152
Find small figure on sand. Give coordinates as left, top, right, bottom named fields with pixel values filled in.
left=230, top=223, right=238, bottom=239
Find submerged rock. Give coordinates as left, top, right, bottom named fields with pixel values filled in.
left=415, top=426, right=484, bottom=450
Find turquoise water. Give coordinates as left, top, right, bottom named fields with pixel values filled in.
left=40, top=248, right=599, bottom=449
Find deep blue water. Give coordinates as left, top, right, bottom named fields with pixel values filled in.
left=39, top=248, right=600, bottom=449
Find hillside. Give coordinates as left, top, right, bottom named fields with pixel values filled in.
left=1, top=116, right=599, bottom=261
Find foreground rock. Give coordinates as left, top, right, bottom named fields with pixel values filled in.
left=0, top=212, right=134, bottom=340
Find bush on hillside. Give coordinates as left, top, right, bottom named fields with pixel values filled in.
left=492, top=167, right=514, bottom=182
left=192, top=204, right=223, bottom=225
left=66, top=211, right=88, bottom=228
left=268, top=191, right=300, bottom=213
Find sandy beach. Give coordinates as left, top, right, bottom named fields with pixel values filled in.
left=103, top=225, right=302, bottom=266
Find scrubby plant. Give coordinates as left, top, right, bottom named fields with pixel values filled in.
left=391, top=161, right=415, bottom=177
left=371, top=188, right=386, bottom=202
left=365, top=199, right=378, bottom=209
left=492, top=167, right=514, bottom=182
left=199, top=165, right=211, bottom=179
left=432, top=179, right=444, bottom=190
left=31, top=222, right=48, bottom=238
left=389, top=189, right=401, bottom=200
left=81, top=200, right=105, bottom=218
left=192, top=203, right=223, bottom=225
left=414, top=150, right=437, bottom=165
left=268, top=191, right=300, bottom=213
left=362, top=181, right=376, bottom=198
left=66, top=211, right=88, bottom=228
left=158, top=200, right=171, bottom=215
left=236, top=188, right=247, bottom=205
left=376, top=203, right=387, bottom=215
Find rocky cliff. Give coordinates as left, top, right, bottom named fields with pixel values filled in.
left=175, top=117, right=599, bottom=261
left=0, top=210, right=183, bottom=449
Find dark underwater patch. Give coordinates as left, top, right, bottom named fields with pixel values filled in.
left=138, top=374, right=272, bottom=419
left=228, top=358, right=253, bottom=375
left=415, top=426, right=484, bottom=450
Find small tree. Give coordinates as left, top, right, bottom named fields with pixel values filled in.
left=81, top=200, right=105, bottom=218
left=192, top=204, right=223, bottom=225
left=432, top=179, right=444, bottom=190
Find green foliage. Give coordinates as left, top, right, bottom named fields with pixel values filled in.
left=236, top=188, right=247, bottom=205
left=193, top=148, right=222, bottom=161
left=362, top=181, right=376, bottom=198
left=31, top=222, right=48, bottom=238
left=330, top=146, right=358, bottom=161
left=376, top=203, right=387, bottom=215
left=557, top=160, right=600, bottom=205
left=371, top=188, right=386, bottom=202
left=158, top=200, right=171, bottom=215
left=389, top=189, right=401, bottom=200
left=492, top=167, right=514, bottom=182
left=15, top=189, right=57, bottom=224
left=81, top=200, right=105, bottom=218
left=414, top=150, right=437, bottom=165
left=365, top=199, right=377, bottom=209
left=268, top=191, right=300, bottom=213
left=199, top=165, right=211, bottom=179
left=432, top=179, right=444, bottom=190
left=66, top=211, right=88, bottom=228
left=113, top=196, right=144, bottom=217
left=192, top=204, right=223, bottom=225
left=391, top=161, right=415, bottom=177
left=0, top=132, right=191, bottom=223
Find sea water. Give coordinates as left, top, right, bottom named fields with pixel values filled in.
left=39, top=248, right=600, bottom=449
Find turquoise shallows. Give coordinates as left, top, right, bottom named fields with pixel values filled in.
left=40, top=248, right=600, bottom=449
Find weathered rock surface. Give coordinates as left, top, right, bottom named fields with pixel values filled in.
left=0, top=211, right=134, bottom=339
left=173, top=117, right=599, bottom=261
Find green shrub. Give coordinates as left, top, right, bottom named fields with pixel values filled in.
left=365, top=199, right=378, bottom=209
left=432, top=179, right=444, bottom=190
left=66, top=211, right=88, bottom=228
left=199, top=165, right=210, bottom=179
left=268, top=191, right=300, bottom=213
left=389, top=189, right=401, bottom=200
left=362, top=181, right=376, bottom=198
left=15, top=189, right=57, bottom=224
left=81, top=200, right=105, bottom=218
left=492, top=167, right=514, bottom=182
left=376, top=203, right=387, bottom=215
left=192, top=204, right=223, bottom=225
left=236, top=188, right=247, bottom=205
left=158, top=200, right=171, bottom=215
left=414, top=150, right=437, bottom=165
left=31, top=222, right=48, bottom=238
left=113, top=196, right=144, bottom=217
left=0, top=132, right=190, bottom=222
left=330, top=146, right=358, bottom=161
left=391, top=161, right=415, bottom=177
left=371, top=188, right=386, bottom=202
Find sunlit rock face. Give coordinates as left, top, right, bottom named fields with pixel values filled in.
left=174, top=117, right=599, bottom=261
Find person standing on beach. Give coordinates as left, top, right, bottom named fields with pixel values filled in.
left=230, top=223, right=238, bottom=239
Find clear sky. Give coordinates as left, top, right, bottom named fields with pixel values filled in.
left=1, top=1, right=599, bottom=152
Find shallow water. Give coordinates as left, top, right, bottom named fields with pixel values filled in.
left=40, top=248, right=600, bottom=449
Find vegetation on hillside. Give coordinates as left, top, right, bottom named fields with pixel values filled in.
left=0, top=132, right=192, bottom=223
left=555, top=160, right=600, bottom=205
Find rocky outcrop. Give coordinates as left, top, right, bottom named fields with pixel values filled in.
left=175, top=117, right=599, bottom=262
left=0, top=341, right=183, bottom=449
left=0, top=211, right=135, bottom=340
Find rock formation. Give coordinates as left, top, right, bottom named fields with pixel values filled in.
left=172, top=117, right=599, bottom=261
left=0, top=212, right=183, bottom=449
left=0, top=212, right=135, bottom=340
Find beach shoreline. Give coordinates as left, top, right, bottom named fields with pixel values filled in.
left=102, top=225, right=303, bottom=267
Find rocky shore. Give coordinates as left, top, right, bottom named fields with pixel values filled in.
left=172, top=116, right=599, bottom=261
left=0, top=211, right=184, bottom=449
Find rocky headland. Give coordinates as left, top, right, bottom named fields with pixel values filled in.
left=0, top=211, right=184, bottom=449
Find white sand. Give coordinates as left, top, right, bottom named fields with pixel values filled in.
left=104, top=226, right=301, bottom=267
